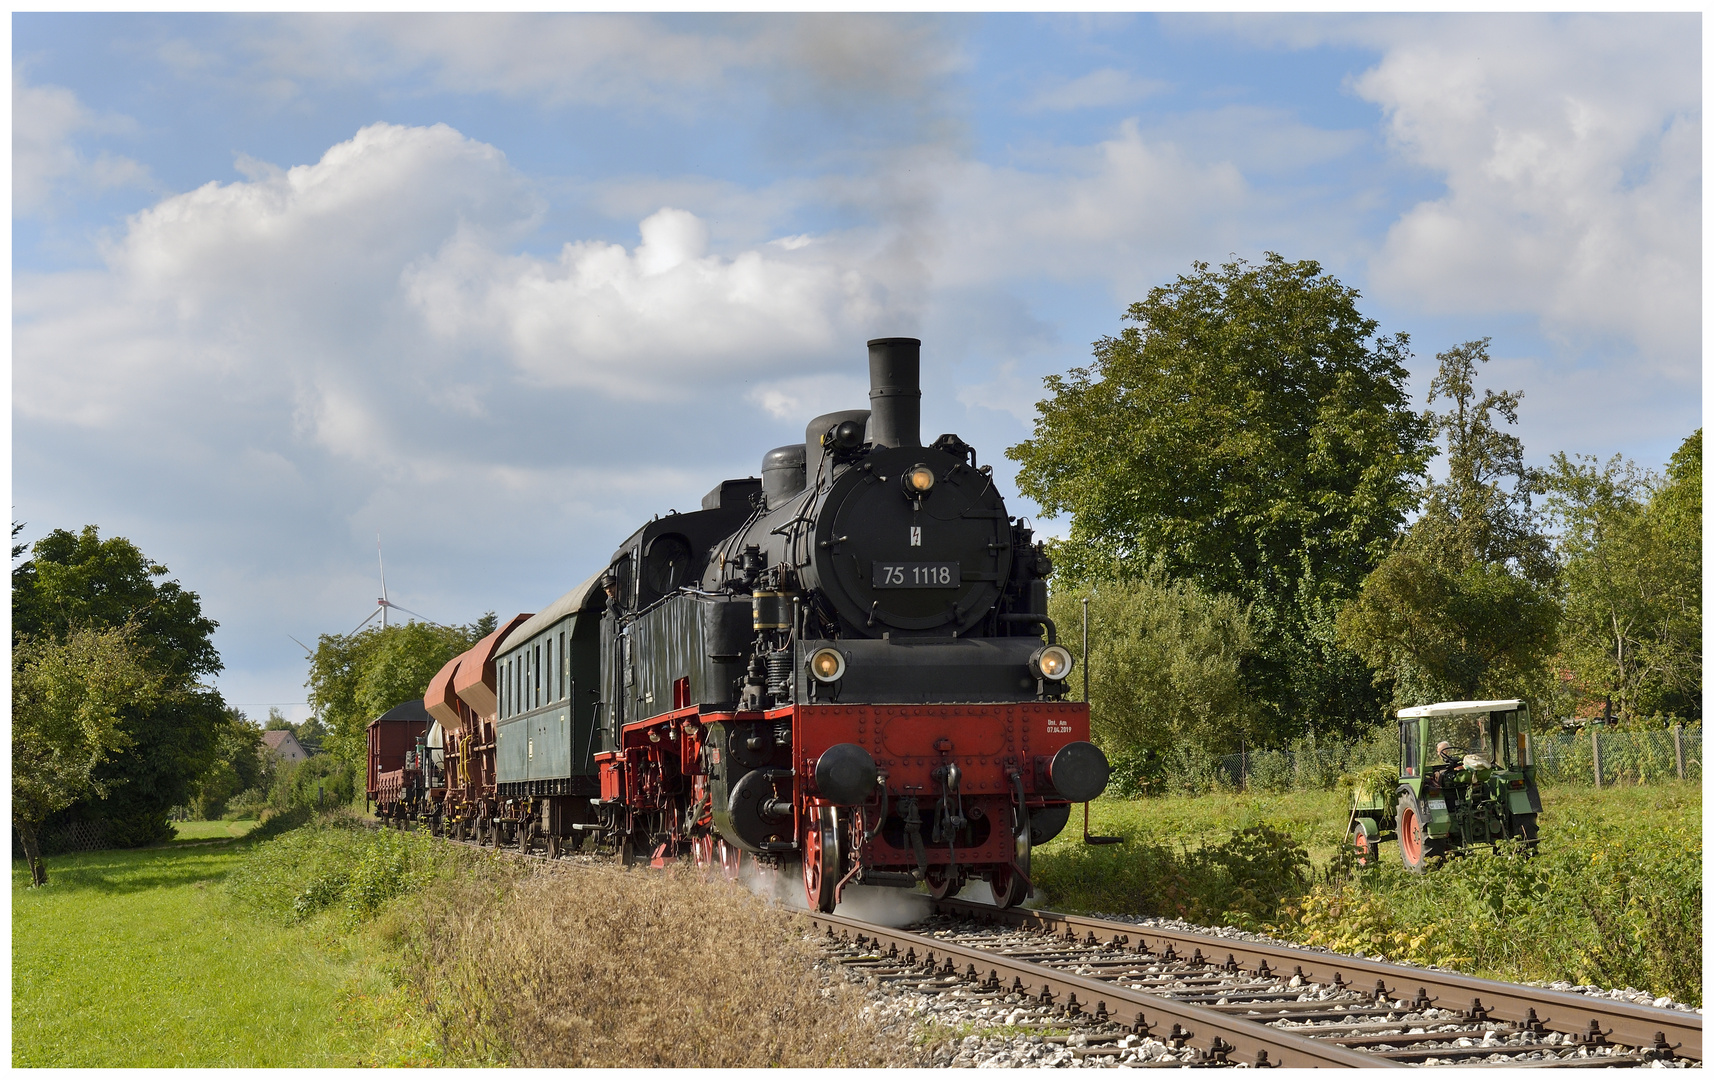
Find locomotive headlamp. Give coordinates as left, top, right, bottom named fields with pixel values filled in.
left=1030, top=644, right=1074, bottom=682
left=809, top=647, right=847, bottom=683
left=903, top=464, right=936, bottom=495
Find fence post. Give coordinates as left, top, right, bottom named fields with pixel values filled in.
left=1591, top=727, right=1603, bottom=789
left=1240, top=738, right=1248, bottom=791
left=1673, top=723, right=1685, bottom=780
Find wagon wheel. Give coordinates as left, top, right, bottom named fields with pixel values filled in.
left=1397, top=790, right=1431, bottom=873
left=803, top=807, right=840, bottom=913
left=924, top=864, right=963, bottom=901
left=716, top=839, right=744, bottom=881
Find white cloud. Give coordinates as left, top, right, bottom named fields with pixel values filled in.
left=1027, top=68, right=1169, bottom=112
left=1347, top=16, right=1700, bottom=374
left=226, top=14, right=963, bottom=120
left=930, top=120, right=1252, bottom=295
left=13, top=75, right=151, bottom=213
left=403, top=206, right=895, bottom=396
left=15, top=120, right=905, bottom=485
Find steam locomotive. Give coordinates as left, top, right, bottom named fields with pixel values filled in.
left=368, top=338, right=1110, bottom=912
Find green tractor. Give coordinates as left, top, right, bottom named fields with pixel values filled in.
left=1347, top=699, right=1542, bottom=872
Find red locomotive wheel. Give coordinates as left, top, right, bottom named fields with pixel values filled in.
left=803, top=807, right=839, bottom=913
left=924, top=864, right=962, bottom=901
left=988, top=830, right=1032, bottom=909
left=716, top=839, right=744, bottom=881
left=692, top=833, right=715, bottom=872
left=988, top=863, right=1028, bottom=910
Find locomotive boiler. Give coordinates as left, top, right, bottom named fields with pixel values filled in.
left=375, top=337, right=1109, bottom=912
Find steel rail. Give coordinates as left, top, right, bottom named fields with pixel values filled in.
left=935, top=899, right=1701, bottom=1061
left=806, top=909, right=1400, bottom=1068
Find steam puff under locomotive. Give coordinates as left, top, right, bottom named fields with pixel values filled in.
left=369, top=337, right=1110, bottom=912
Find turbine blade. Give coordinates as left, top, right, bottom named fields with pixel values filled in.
left=387, top=603, right=442, bottom=627
left=345, top=606, right=381, bottom=638
left=377, top=534, right=388, bottom=602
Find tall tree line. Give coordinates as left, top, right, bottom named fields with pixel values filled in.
left=1010, top=255, right=1701, bottom=758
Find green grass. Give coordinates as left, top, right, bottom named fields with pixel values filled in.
left=1029, top=781, right=1701, bottom=1003
left=168, top=818, right=260, bottom=842
left=12, top=837, right=434, bottom=1066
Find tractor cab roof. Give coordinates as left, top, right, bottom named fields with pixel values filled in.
left=1397, top=699, right=1525, bottom=719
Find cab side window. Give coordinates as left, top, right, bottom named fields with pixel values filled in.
left=1401, top=719, right=1420, bottom=777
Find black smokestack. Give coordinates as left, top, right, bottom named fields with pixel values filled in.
left=867, top=337, right=921, bottom=449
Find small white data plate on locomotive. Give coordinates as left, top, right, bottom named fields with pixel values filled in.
left=872, top=561, right=961, bottom=588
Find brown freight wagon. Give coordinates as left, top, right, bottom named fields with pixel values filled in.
left=367, top=698, right=430, bottom=817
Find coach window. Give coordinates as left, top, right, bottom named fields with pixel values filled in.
left=547, top=638, right=555, bottom=703
left=559, top=631, right=567, bottom=699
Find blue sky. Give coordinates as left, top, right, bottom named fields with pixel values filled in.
left=12, top=14, right=1701, bottom=720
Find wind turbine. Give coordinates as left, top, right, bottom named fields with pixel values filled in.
left=344, top=535, right=440, bottom=636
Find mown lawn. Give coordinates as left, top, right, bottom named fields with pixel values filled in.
left=168, top=818, right=260, bottom=842
left=11, top=837, right=432, bottom=1067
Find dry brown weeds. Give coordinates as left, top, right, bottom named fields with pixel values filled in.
left=405, top=861, right=912, bottom=1067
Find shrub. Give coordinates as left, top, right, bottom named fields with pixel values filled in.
left=224, top=813, right=466, bottom=925
left=1032, top=821, right=1309, bottom=929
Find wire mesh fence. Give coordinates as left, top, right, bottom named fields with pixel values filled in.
left=1187, top=723, right=1701, bottom=795
left=1530, top=723, right=1701, bottom=786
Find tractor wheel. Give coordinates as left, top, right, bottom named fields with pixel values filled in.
left=1397, top=790, right=1432, bottom=873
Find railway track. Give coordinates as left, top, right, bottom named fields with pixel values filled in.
left=409, top=821, right=1701, bottom=1067
left=810, top=900, right=1700, bottom=1068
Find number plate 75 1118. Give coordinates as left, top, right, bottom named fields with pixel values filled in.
left=872, top=561, right=961, bottom=588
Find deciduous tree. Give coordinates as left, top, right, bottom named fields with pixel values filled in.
left=1010, top=254, right=1433, bottom=740
left=1545, top=430, right=1701, bottom=721
left=11, top=526, right=225, bottom=846
left=1339, top=340, right=1558, bottom=705
left=307, top=615, right=496, bottom=765
left=1049, top=565, right=1257, bottom=763
left=12, top=624, right=159, bottom=884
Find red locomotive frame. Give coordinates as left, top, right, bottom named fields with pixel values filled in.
left=596, top=699, right=1091, bottom=907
